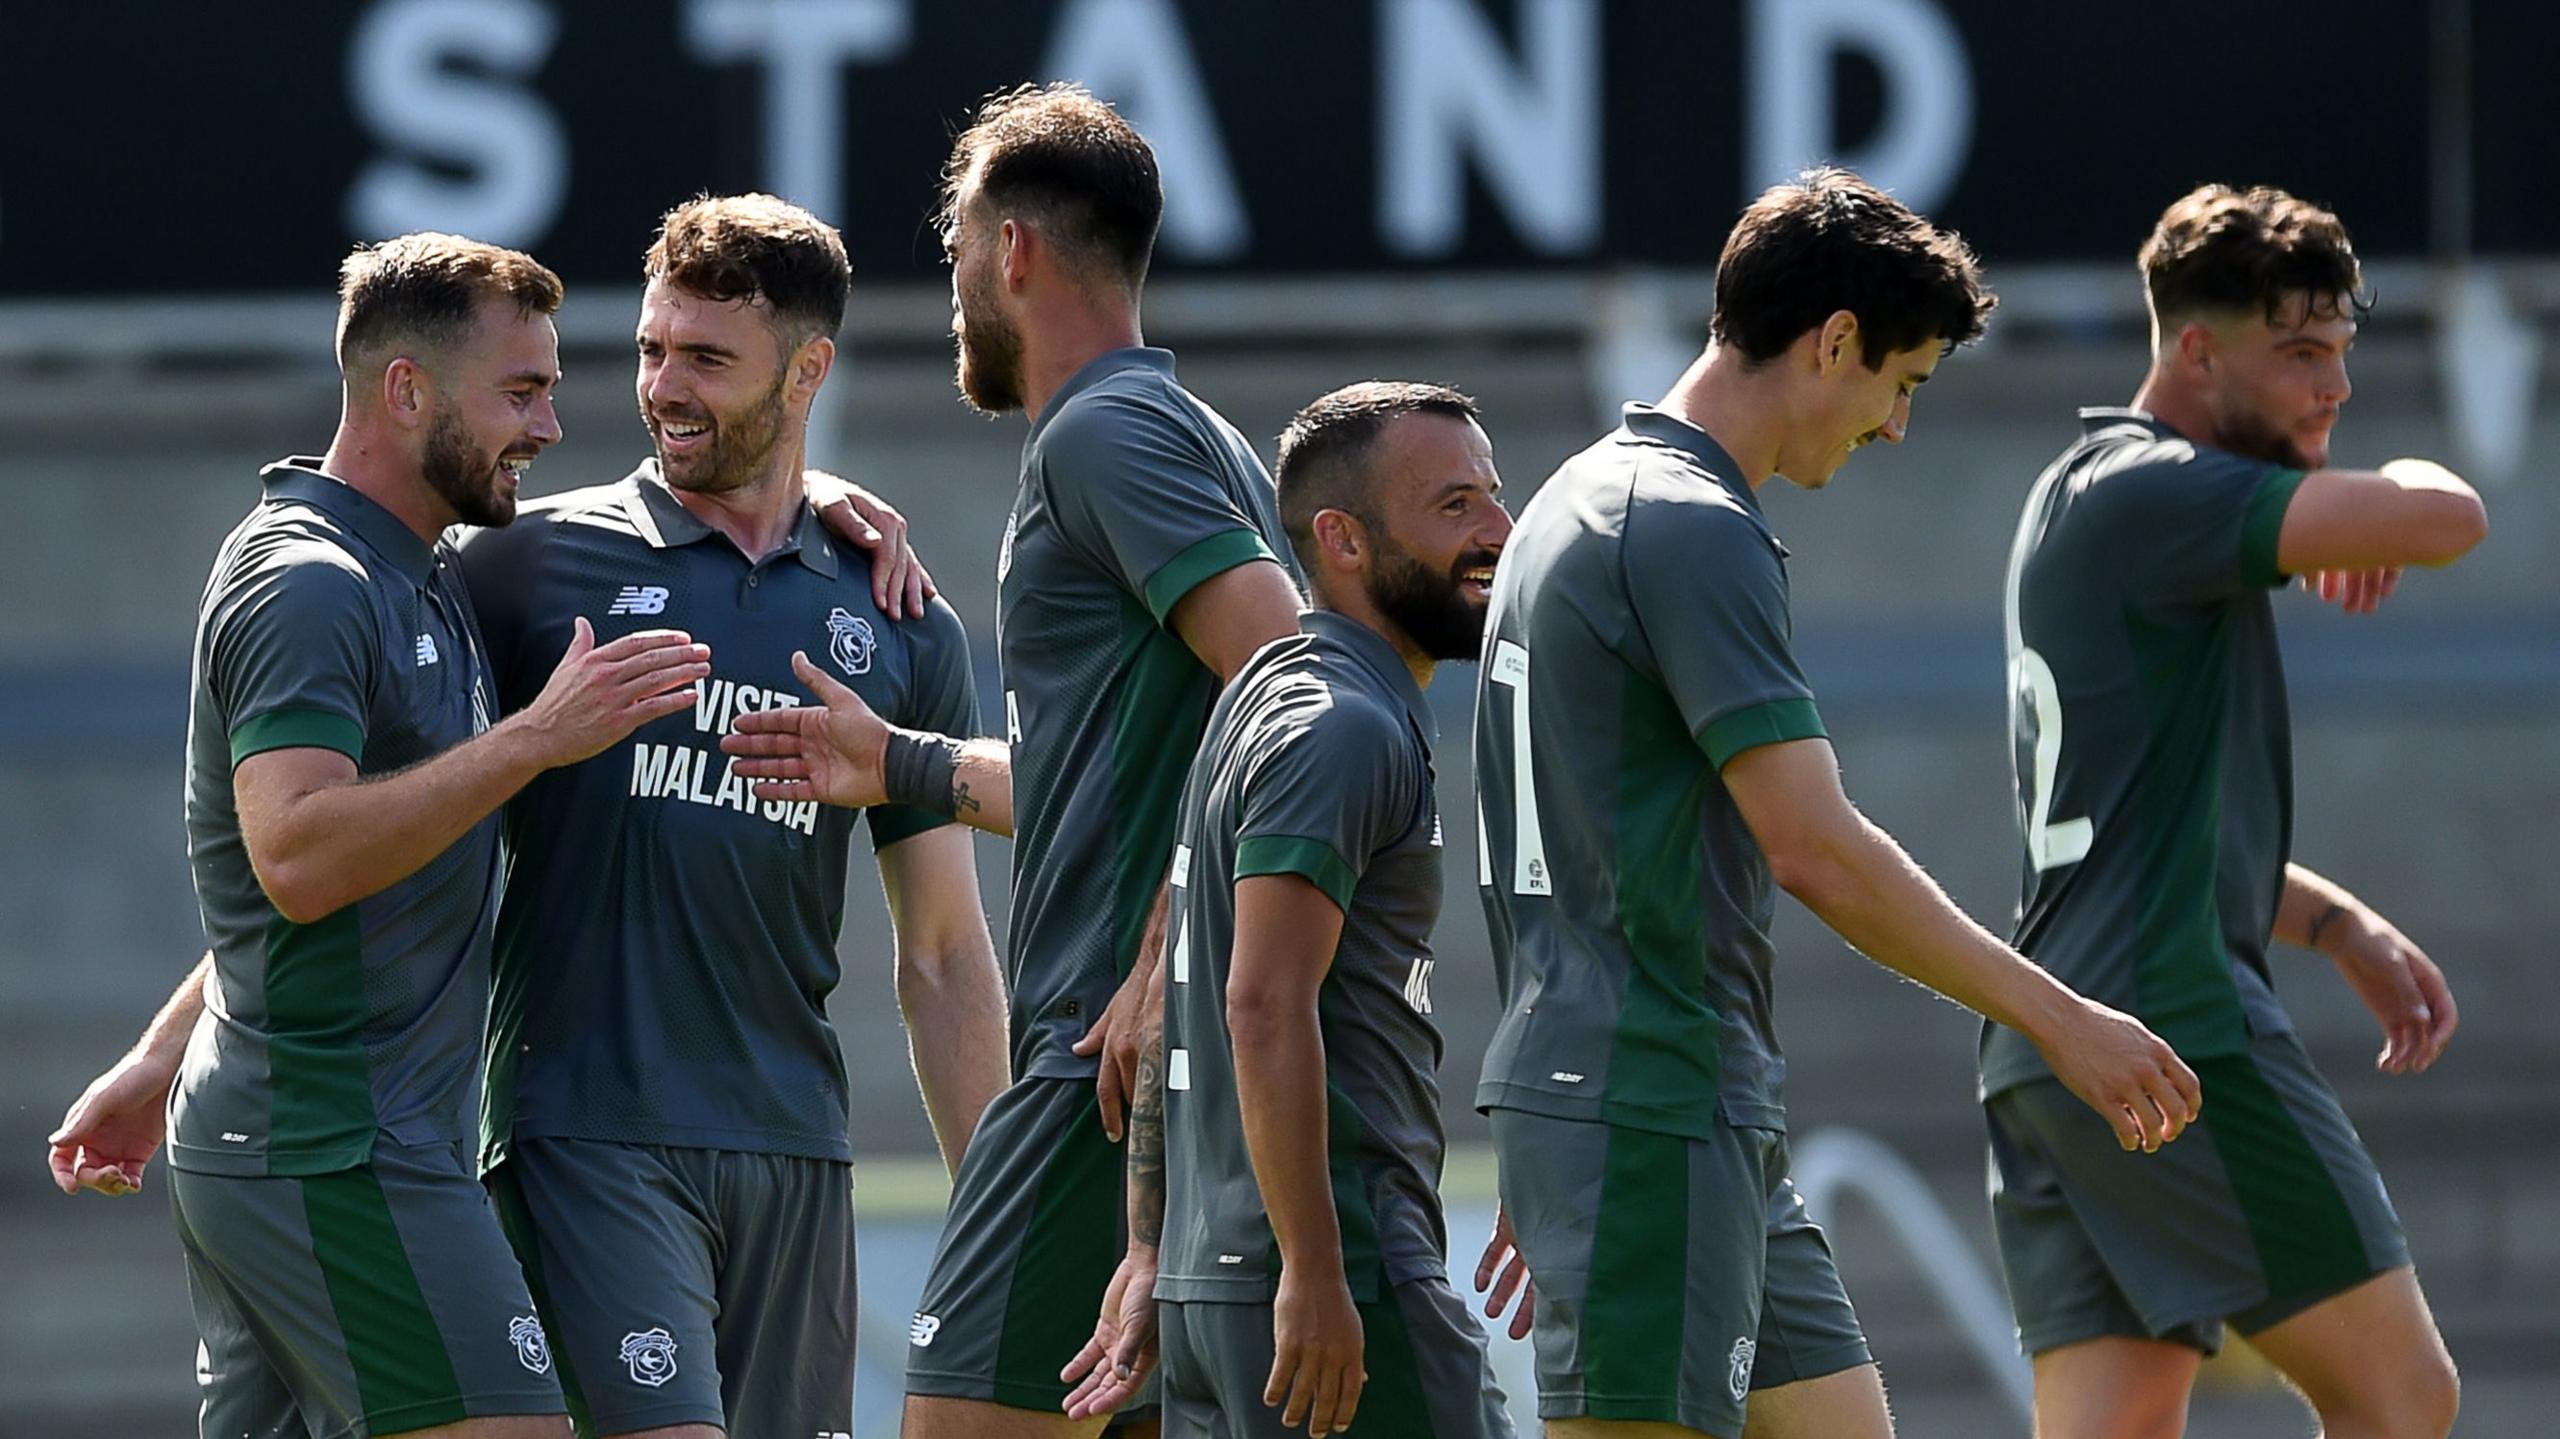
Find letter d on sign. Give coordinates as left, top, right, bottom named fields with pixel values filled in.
left=1746, top=0, right=1972, bottom=213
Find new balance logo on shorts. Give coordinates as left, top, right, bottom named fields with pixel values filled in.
left=609, top=585, right=670, bottom=616
left=620, top=1327, right=678, bottom=1387
left=909, top=1312, right=942, bottom=1347
left=414, top=633, right=439, bottom=666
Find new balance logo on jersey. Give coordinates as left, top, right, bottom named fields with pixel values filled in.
left=609, top=585, right=669, bottom=616
left=1403, top=957, right=1435, bottom=1014
left=413, top=633, right=439, bottom=666
left=910, top=1312, right=942, bottom=1347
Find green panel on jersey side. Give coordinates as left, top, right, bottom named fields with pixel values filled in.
left=488, top=1161, right=598, bottom=1434
left=1235, top=834, right=1360, bottom=913
left=1108, top=600, right=1211, bottom=979
left=1698, top=697, right=1826, bottom=771
left=1604, top=673, right=1723, bottom=1135
left=2240, top=469, right=2309, bottom=589
left=230, top=706, right=366, bottom=767
left=2195, top=1053, right=2372, bottom=1304
left=303, top=1164, right=469, bottom=1432
left=1140, top=527, right=1279, bottom=624
left=263, top=907, right=379, bottom=1174
left=2125, top=608, right=2251, bottom=1058
left=1581, top=1122, right=1689, bottom=1412
left=1286, top=1079, right=1386, bottom=1303
left=479, top=844, right=537, bottom=1172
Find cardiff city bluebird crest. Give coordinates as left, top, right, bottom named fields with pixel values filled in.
left=507, top=1314, right=550, bottom=1375
left=827, top=607, right=877, bottom=676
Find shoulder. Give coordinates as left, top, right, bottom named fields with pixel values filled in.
left=1623, top=471, right=1778, bottom=576
left=214, top=511, right=377, bottom=610
left=1038, top=375, right=1208, bottom=468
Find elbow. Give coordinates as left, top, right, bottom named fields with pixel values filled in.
left=1764, top=834, right=1856, bottom=915
left=256, top=858, right=344, bottom=926
left=1225, top=982, right=1308, bottom=1050
left=2412, top=493, right=2489, bottom=567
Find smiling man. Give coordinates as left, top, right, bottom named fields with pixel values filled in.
left=1470, top=168, right=2202, bottom=1439
left=453, top=195, right=1010, bottom=1439
left=48, top=234, right=713, bottom=1439
left=1988, top=184, right=2485, bottom=1439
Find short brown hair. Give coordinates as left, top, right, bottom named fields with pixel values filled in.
left=2140, top=184, right=2367, bottom=326
left=941, top=82, right=1163, bottom=289
left=1276, top=381, right=1480, bottom=574
left=335, top=232, right=564, bottom=374
left=644, top=193, right=851, bottom=345
left=1711, top=167, right=1993, bottom=369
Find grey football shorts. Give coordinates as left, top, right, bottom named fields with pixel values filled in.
left=1489, top=1108, right=1871, bottom=1438
left=486, top=1137, right=854, bottom=1437
left=1158, top=1274, right=1514, bottom=1438
left=170, top=1137, right=563, bottom=1439
left=1987, top=1028, right=2409, bottom=1357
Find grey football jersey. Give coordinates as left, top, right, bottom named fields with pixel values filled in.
left=1159, top=611, right=1448, bottom=1302
left=1983, top=409, right=2306, bottom=1096
left=173, top=460, right=500, bottom=1176
left=1474, top=405, right=1825, bottom=1139
left=457, top=468, right=977, bottom=1165
left=996, top=347, right=1296, bottom=1080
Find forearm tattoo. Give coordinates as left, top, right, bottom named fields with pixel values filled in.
left=1128, top=1029, right=1167, bottom=1248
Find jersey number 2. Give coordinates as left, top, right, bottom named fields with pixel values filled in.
left=2014, top=647, right=2092, bottom=870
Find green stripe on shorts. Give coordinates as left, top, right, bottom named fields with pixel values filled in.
left=1347, top=1287, right=1432, bottom=1437
left=2198, top=1053, right=2372, bottom=1306
left=304, top=1164, right=467, bottom=1432
left=489, top=1163, right=597, bottom=1436
left=1582, top=1123, right=1689, bottom=1414
left=994, top=1092, right=1126, bottom=1409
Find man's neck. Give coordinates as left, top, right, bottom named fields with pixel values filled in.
left=1020, top=298, right=1145, bottom=424
left=669, top=436, right=809, bottom=562
left=319, top=420, right=455, bottom=544
left=2128, top=365, right=2215, bottom=448
left=1312, top=589, right=1431, bottom=691
left=1657, top=344, right=1787, bottom=490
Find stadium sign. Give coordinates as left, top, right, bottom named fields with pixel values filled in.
left=3, top=0, right=2550, bottom=295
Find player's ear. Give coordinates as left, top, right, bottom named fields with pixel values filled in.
left=1311, top=507, right=1367, bottom=571
left=381, top=356, right=430, bottom=430
left=998, top=217, right=1034, bottom=292
left=1815, top=311, right=1861, bottom=377
left=791, top=335, right=835, bottom=407
left=2175, top=319, right=2217, bottom=375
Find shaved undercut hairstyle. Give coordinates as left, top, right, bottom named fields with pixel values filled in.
left=644, top=192, right=852, bottom=348
left=942, top=82, right=1163, bottom=291
left=2140, top=183, right=2368, bottom=328
left=1711, top=166, right=1994, bottom=370
left=1274, top=381, right=1480, bottom=574
left=334, top=232, right=564, bottom=384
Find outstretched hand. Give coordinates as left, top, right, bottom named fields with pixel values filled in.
left=1473, top=1204, right=1535, bottom=1341
left=722, top=651, right=889, bottom=809
left=1061, top=1248, right=1160, bottom=1420
left=48, top=1052, right=178, bottom=1197
left=2325, top=909, right=2459, bottom=1073
left=2037, top=999, right=2203, bottom=1153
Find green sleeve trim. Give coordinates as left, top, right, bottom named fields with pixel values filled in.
left=867, top=802, right=952, bottom=851
left=1234, top=834, right=1359, bottom=913
left=2241, top=466, right=2308, bottom=588
left=231, top=707, right=365, bottom=767
left=1141, top=528, right=1281, bottom=624
left=1699, top=697, right=1826, bottom=770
